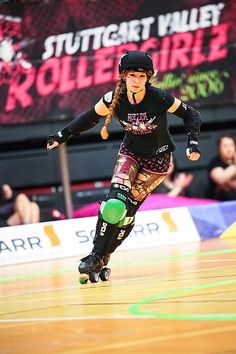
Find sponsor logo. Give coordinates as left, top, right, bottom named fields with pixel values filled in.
left=189, top=140, right=199, bottom=145
left=44, top=224, right=61, bottom=246
left=117, top=230, right=126, bottom=240
left=128, top=197, right=138, bottom=205
left=156, top=145, right=168, bottom=153
left=117, top=192, right=126, bottom=202
left=100, top=222, right=108, bottom=236
left=113, top=183, right=129, bottom=193
left=0, top=237, right=42, bottom=253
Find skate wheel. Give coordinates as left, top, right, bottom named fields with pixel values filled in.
left=79, top=273, right=89, bottom=284
left=89, top=272, right=100, bottom=283
left=100, top=267, right=111, bottom=281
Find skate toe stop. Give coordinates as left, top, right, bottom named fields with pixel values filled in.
left=79, top=273, right=89, bottom=284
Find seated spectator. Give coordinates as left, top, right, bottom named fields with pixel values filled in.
left=208, top=133, right=236, bottom=201
left=153, top=155, right=193, bottom=196
left=0, top=184, right=40, bottom=227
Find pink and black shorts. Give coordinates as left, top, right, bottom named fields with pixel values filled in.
left=119, top=144, right=171, bottom=174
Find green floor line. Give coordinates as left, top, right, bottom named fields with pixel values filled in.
left=1, top=246, right=236, bottom=283
left=129, top=278, right=236, bottom=321
left=113, top=246, right=236, bottom=267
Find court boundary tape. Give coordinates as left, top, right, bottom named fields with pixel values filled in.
left=1, top=246, right=236, bottom=283
left=129, top=278, right=236, bottom=320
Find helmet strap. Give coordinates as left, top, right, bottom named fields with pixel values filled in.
left=130, top=89, right=144, bottom=104
left=132, top=92, right=137, bottom=104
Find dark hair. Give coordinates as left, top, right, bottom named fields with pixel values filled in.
left=0, top=186, right=5, bottom=202
left=217, top=133, right=236, bottom=148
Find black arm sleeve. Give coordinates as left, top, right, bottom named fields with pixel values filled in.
left=66, top=107, right=104, bottom=136
left=47, top=107, right=104, bottom=147
left=173, top=102, right=201, bottom=134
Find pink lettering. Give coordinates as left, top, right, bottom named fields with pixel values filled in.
left=36, top=58, right=59, bottom=96
left=191, top=29, right=206, bottom=66
left=94, top=47, right=115, bottom=85
left=140, top=38, right=159, bottom=72
left=76, top=55, right=93, bottom=89
left=58, top=56, right=75, bottom=93
left=5, top=67, right=35, bottom=111
left=158, top=36, right=171, bottom=72
left=140, top=37, right=158, bottom=52
left=208, top=23, right=228, bottom=62
left=169, top=32, right=193, bottom=70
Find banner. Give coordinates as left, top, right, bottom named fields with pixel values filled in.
left=0, top=207, right=200, bottom=266
left=0, top=0, right=235, bottom=125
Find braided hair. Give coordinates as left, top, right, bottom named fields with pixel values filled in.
left=100, top=76, right=123, bottom=140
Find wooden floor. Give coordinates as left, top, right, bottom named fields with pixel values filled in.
left=1, top=237, right=236, bottom=354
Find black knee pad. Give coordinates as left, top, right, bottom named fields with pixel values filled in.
left=105, top=183, right=130, bottom=204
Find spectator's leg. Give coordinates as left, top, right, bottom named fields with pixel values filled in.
left=8, top=194, right=40, bottom=224
left=30, top=201, right=40, bottom=223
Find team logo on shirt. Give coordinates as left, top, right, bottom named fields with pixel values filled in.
left=120, top=113, right=157, bottom=134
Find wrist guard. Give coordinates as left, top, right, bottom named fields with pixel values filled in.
left=47, top=127, right=72, bottom=146
left=186, top=132, right=201, bottom=156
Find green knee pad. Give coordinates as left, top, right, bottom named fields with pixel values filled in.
left=101, top=199, right=127, bottom=224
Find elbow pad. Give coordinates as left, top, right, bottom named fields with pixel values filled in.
left=67, top=107, right=103, bottom=135
left=174, top=102, right=201, bottom=134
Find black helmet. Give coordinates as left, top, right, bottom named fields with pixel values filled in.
left=119, top=51, right=154, bottom=75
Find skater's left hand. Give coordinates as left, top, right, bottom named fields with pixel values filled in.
left=186, top=146, right=201, bottom=161
left=186, top=133, right=201, bottom=161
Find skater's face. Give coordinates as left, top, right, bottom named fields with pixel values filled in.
left=125, top=71, right=148, bottom=93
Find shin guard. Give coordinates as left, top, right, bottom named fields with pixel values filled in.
left=107, top=218, right=135, bottom=254
left=92, top=212, right=121, bottom=256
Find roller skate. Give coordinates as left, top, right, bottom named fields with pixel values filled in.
left=78, top=252, right=111, bottom=284
left=79, top=252, right=102, bottom=284
left=99, top=253, right=111, bottom=282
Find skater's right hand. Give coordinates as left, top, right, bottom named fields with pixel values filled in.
left=47, top=127, right=72, bottom=150
left=47, top=135, right=60, bottom=150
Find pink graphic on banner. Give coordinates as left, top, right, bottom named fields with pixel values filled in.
left=0, top=0, right=235, bottom=125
